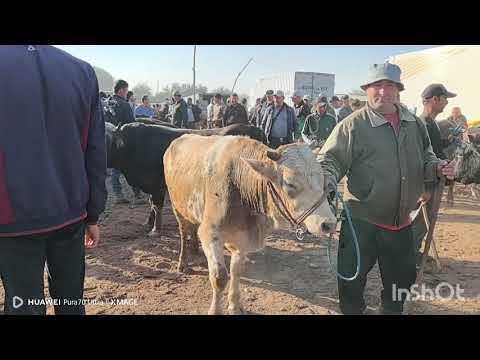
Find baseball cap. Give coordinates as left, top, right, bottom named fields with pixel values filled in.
left=274, top=90, right=285, bottom=97
left=173, top=90, right=182, bottom=97
left=292, top=91, right=302, bottom=98
left=265, top=89, right=274, bottom=96
left=421, top=84, right=457, bottom=100
left=330, top=96, right=340, bottom=103
left=342, top=94, right=349, bottom=101
left=316, top=97, right=327, bottom=107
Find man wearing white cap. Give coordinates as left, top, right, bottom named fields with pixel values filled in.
left=260, top=90, right=297, bottom=149
left=292, top=91, right=311, bottom=142
left=317, top=62, right=456, bottom=315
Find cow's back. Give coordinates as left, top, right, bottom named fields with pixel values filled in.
left=164, top=134, right=261, bottom=225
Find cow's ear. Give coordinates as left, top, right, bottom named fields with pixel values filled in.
left=266, top=150, right=281, bottom=162
left=468, top=134, right=474, bottom=143
left=241, top=158, right=277, bottom=183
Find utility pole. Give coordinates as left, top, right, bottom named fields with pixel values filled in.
left=193, top=45, right=197, bottom=102
left=231, top=57, right=254, bottom=94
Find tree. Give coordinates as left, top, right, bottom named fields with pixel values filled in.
left=210, top=86, right=232, bottom=95
left=349, top=89, right=366, bottom=97
left=93, top=66, right=115, bottom=93
left=152, top=83, right=209, bottom=103
left=132, top=83, right=152, bottom=99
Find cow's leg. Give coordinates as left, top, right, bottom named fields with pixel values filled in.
left=198, top=223, right=228, bottom=315
left=172, top=209, right=196, bottom=273
left=471, top=184, right=480, bottom=199
left=227, top=251, right=245, bottom=315
left=446, top=183, right=454, bottom=206
left=143, top=195, right=155, bottom=229
left=148, top=189, right=166, bottom=237
left=189, top=226, right=200, bottom=256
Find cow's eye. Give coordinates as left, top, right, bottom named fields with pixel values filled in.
left=284, top=182, right=296, bottom=191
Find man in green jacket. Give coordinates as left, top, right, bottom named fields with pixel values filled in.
left=301, top=96, right=337, bottom=148
left=317, top=62, right=456, bottom=315
left=292, top=91, right=311, bottom=142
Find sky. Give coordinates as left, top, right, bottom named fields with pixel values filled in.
left=55, top=45, right=439, bottom=95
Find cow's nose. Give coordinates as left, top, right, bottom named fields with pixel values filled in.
left=321, top=221, right=336, bottom=234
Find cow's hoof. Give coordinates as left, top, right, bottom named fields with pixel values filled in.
left=148, top=230, right=161, bottom=237
left=143, top=221, right=153, bottom=229
left=177, top=263, right=190, bottom=274
left=228, top=306, right=245, bottom=315
left=208, top=307, right=222, bottom=315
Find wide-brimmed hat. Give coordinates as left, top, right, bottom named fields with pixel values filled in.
left=360, top=62, right=404, bottom=91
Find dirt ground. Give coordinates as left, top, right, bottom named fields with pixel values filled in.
left=1, top=176, right=479, bottom=315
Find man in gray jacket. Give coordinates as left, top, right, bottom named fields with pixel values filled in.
left=260, top=90, right=297, bottom=149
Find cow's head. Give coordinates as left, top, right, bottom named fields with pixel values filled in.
left=242, top=143, right=337, bottom=236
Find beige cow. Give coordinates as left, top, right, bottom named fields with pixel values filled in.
left=164, top=134, right=336, bottom=315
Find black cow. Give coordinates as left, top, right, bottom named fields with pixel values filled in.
left=106, top=122, right=268, bottom=236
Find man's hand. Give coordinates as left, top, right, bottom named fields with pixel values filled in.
left=437, top=160, right=456, bottom=180
left=418, top=192, right=432, bottom=204
left=85, top=224, right=100, bottom=249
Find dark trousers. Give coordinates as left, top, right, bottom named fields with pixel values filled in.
left=269, top=137, right=290, bottom=149
left=337, top=216, right=417, bottom=315
left=0, top=221, right=86, bottom=315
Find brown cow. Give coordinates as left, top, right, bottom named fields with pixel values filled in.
left=164, top=135, right=336, bottom=314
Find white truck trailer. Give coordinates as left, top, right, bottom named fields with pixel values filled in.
left=249, top=72, right=335, bottom=107
left=389, top=45, right=480, bottom=126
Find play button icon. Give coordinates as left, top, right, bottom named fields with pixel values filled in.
left=13, top=296, right=23, bottom=309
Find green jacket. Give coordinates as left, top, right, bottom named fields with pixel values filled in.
left=318, top=104, right=440, bottom=227
left=301, top=112, right=337, bottom=146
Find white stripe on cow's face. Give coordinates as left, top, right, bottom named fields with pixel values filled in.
left=275, top=144, right=336, bottom=236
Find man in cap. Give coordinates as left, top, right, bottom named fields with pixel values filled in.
left=292, top=91, right=311, bottom=142
left=318, top=93, right=337, bottom=119
left=301, top=96, right=337, bottom=148
left=260, top=90, right=297, bottom=149
left=170, top=90, right=188, bottom=128
left=447, top=106, right=468, bottom=130
left=303, top=95, right=312, bottom=113
left=223, top=93, right=249, bottom=127
left=211, top=93, right=226, bottom=128
left=249, top=97, right=262, bottom=126
left=317, top=62, right=456, bottom=315
left=258, top=90, right=275, bottom=129
left=414, top=84, right=458, bottom=260
left=330, top=95, right=342, bottom=114
left=337, top=94, right=354, bottom=123
left=420, top=84, right=458, bottom=160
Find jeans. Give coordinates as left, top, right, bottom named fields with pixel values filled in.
left=0, top=221, right=86, bottom=315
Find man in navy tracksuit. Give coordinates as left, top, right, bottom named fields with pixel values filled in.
left=0, top=45, right=107, bottom=315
